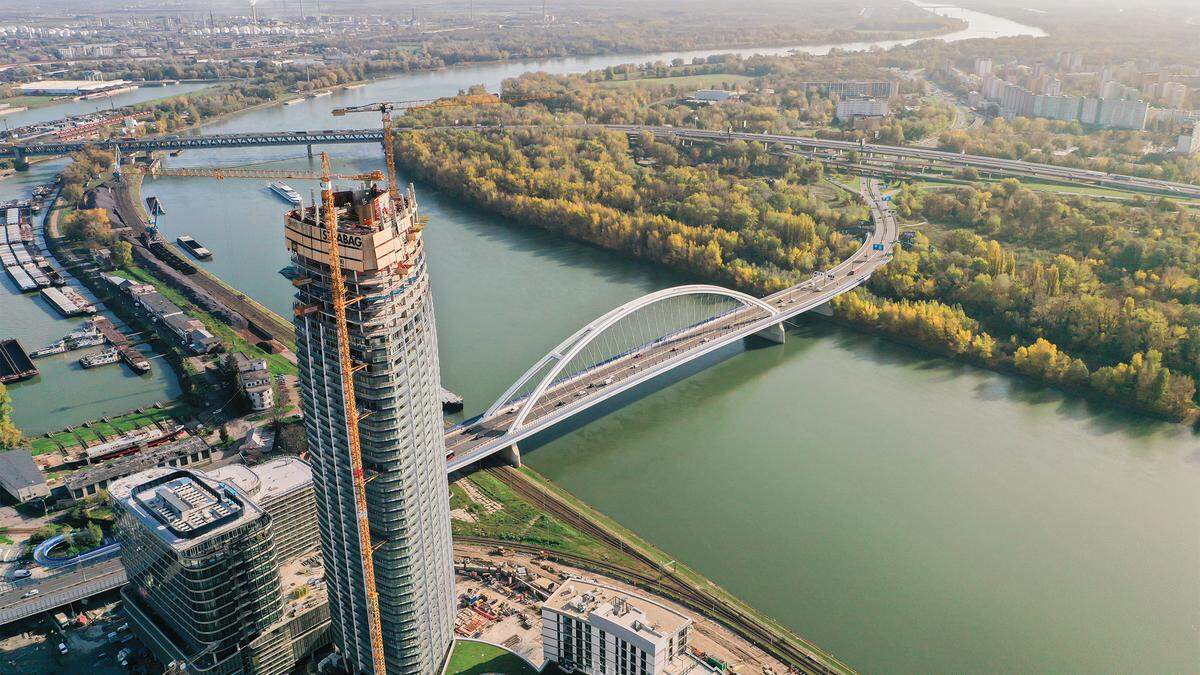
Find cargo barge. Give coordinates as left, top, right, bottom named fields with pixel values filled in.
left=176, top=235, right=212, bottom=260
left=92, top=316, right=152, bottom=374
left=1, top=202, right=59, bottom=292
left=41, top=285, right=96, bottom=317
left=0, top=339, right=38, bottom=383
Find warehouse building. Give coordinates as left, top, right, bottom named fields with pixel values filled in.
left=0, top=448, right=49, bottom=502
left=18, top=79, right=134, bottom=96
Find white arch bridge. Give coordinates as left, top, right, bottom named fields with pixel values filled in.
left=443, top=179, right=897, bottom=472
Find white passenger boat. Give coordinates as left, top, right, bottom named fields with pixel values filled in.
left=270, top=182, right=302, bottom=205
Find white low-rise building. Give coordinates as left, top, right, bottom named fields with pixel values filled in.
left=230, top=351, right=275, bottom=411
left=1177, top=125, right=1200, bottom=156
left=836, top=97, right=890, bottom=119
left=542, top=579, right=710, bottom=675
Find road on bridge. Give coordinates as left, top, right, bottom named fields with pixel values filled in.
left=605, top=124, right=1200, bottom=200
left=0, top=557, right=126, bottom=626
left=7, top=121, right=1200, bottom=200
left=443, top=178, right=897, bottom=472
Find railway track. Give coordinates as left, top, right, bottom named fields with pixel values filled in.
left=479, top=466, right=853, bottom=675
left=111, top=175, right=296, bottom=347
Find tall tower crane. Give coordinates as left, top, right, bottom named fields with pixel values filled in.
left=331, top=93, right=503, bottom=201
left=123, top=152, right=392, bottom=673
left=315, top=151, right=389, bottom=675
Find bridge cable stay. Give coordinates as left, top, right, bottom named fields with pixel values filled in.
left=483, top=286, right=777, bottom=432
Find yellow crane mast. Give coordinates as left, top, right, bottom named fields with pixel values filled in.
left=316, top=152, right=389, bottom=675
left=123, top=152, right=390, bottom=673
left=331, top=93, right=503, bottom=201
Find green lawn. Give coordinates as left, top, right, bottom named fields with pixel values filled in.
left=599, top=73, right=753, bottom=90
left=0, top=94, right=60, bottom=110
left=451, top=471, right=635, bottom=567
left=28, top=405, right=184, bottom=455
left=446, top=640, right=539, bottom=675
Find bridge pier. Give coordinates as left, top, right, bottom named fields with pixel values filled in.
left=306, top=144, right=314, bottom=158
left=497, top=443, right=522, bottom=468
left=811, top=301, right=834, bottom=317
left=13, top=148, right=28, bottom=171
left=752, top=322, right=786, bottom=344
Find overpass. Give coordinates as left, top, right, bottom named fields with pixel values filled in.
left=443, top=178, right=896, bottom=472
left=6, top=122, right=1200, bottom=200
left=0, top=554, right=126, bottom=626
left=604, top=124, right=1200, bottom=200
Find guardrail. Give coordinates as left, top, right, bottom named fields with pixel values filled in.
left=0, top=554, right=126, bottom=626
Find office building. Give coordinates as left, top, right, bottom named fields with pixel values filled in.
left=110, top=461, right=330, bottom=675
left=208, top=457, right=318, bottom=562
left=542, top=579, right=703, bottom=675
left=287, top=182, right=454, bottom=673
left=1178, top=126, right=1200, bottom=155
left=835, top=97, right=890, bottom=119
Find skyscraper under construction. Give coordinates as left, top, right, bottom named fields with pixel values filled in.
left=286, top=180, right=454, bottom=674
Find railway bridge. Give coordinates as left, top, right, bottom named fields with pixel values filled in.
left=0, top=128, right=384, bottom=161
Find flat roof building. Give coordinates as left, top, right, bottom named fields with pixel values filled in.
left=689, top=89, right=738, bottom=103
left=542, top=579, right=708, bottom=675
left=18, top=79, right=133, bottom=96
left=64, top=436, right=222, bottom=501
left=0, top=448, right=49, bottom=502
left=110, top=463, right=329, bottom=675
left=836, top=97, right=890, bottom=119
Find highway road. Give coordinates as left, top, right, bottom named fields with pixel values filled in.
left=0, top=557, right=126, bottom=626
left=604, top=124, right=1200, bottom=200
left=443, top=178, right=897, bottom=472
left=6, top=121, right=1200, bottom=200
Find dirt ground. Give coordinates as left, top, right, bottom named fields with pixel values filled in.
left=454, top=544, right=791, bottom=674
left=0, top=595, right=147, bottom=675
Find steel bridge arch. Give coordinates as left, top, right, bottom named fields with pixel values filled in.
left=484, top=284, right=779, bottom=432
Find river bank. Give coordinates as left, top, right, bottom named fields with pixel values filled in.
left=11, top=9, right=1197, bottom=673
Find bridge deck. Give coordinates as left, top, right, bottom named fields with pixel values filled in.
left=445, top=179, right=897, bottom=472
